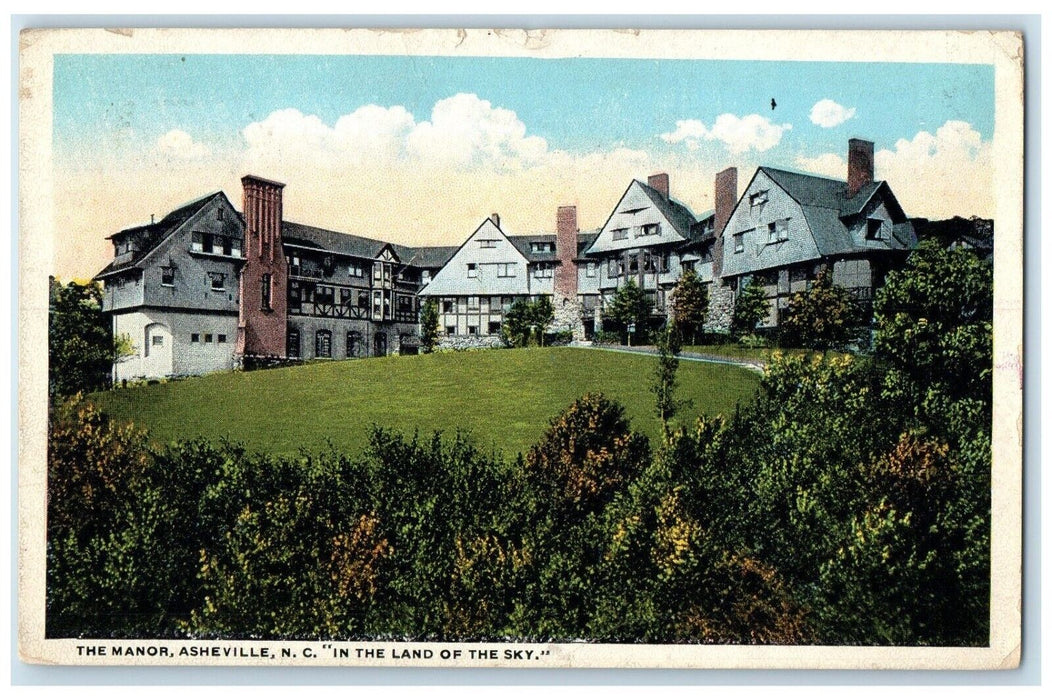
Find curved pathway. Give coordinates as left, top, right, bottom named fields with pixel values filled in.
left=569, top=343, right=767, bottom=374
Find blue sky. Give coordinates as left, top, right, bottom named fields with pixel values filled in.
left=51, top=53, right=995, bottom=280
left=54, top=54, right=993, bottom=161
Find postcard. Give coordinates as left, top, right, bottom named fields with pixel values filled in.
left=18, top=26, right=1023, bottom=669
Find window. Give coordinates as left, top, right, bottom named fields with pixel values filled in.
left=734, top=233, right=745, bottom=254
left=217, top=207, right=224, bottom=221
left=445, top=325, right=455, bottom=335
left=222, top=237, right=233, bottom=256
left=533, top=263, right=553, bottom=279
left=315, top=286, right=335, bottom=305
left=479, top=239, right=498, bottom=249
left=261, top=273, right=272, bottom=310
left=467, top=296, right=480, bottom=310
left=586, top=262, right=596, bottom=278
left=191, top=232, right=203, bottom=253
left=217, top=334, right=227, bottom=343
left=488, top=321, right=502, bottom=334
left=608, top=259, right=620, bottom=277
left=287, top=329, right=300, bottom=358
left=442, top=299, right=454, bottom=313
left=496, top=263, right=515, bottom=278
left=530, top=241, right=555, bottom=253
left=612, top=228, right=629, bottom=241
left=340, top=288, right=352, bottom=307
left=357, top=291, right=370, bottom=310
left=639, top=223, right=661, bottom=237
left=191, top=333, right=200, bottom=343
left=467, top=263, right=479, bottom=278
left=867, top=218, right=885, bottom=240
left=643, top=253, right=655, bottom=272
left=397, top=295, right=414, bottom=312
left=489, top=297, right=502, bottom=310
left=204, top=334, right=213, bottom=343
left=202, top=234, right=215, bottom=254
left=152, top=335, right=164, bottom=346
left=750, top=190, right=769, bottom=207
left=289, top=255, right=301, bottom=275
left=468, top=325, right=478, bottom=336
left=315, top=330, right=332, bottom=358
left=660, top=253, right=671, bottom=273
left=161, top=266, right=175, bottom=286
left=349, top=262, right=364, bottom=278
left=372, top=290, right=383, bottom=317
left=768, top=219, right=789, bottom=244
left=209, top=272, right=225, bottom=291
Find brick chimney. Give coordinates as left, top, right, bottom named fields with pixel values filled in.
left=712, top=167, right=738, bottom=280
left=490, top=212, right=501, bottom=229
left=847, top=138, right=874, bottom=198
left=238, top=175, right=288, bottom=359
left=554, top=205, right=578, bottom=301
left=648, top=173, right=670, bottom=200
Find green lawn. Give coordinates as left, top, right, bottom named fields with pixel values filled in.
left=90, top=346, right=761, bottom=458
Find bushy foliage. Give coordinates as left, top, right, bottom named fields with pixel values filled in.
left=778, top=268, right=860, bottom=349
left=606, top=279, right=651, bottom=345
left=419, top=298, right=439, bottom=353
left=49, top=278, right=132, bottom=399
left=731, top=276, right=770, bottom=338
left=503, top=297, right=556, bottom=347
left=670, top=270, right=708, bottom=344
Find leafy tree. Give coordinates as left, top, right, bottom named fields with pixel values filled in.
left=419, top=298, right=440, bottom=353
left=874, top=240, right=993, bottom=411
left=778, top=268, right=860, bottom=349
left=651, top=325, right=686, bottom=438
left=48, top=278, right=131, bottom=398
left=531, top=296, right=555, bottom=346
left=730, top=275, right=770, bottom=338
left=669, top=269, right=708, bottom=344
left=607, top=279, right=650, bottom=346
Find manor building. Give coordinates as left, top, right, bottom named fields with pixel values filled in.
left=96, top=138, right=918, bottom=381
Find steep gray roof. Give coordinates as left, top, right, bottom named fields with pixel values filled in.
left=635, top=179, right=699, bottom=239
left=406, top=245, right=459, bottom=269
left=759, top=167, right=911, bottom=255
left=283, top=220, right=457, bottom=269
left=95, top=192, right=225, bottom=279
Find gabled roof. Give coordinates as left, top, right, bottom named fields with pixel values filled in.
left=95, top=192, right=227, bottom=279
left=756, top=167, right=912, bottom=256
left=407, top=246, right=459, bottom=269
left=283, top=221, right=455, bottom=268
left=635, top=179, right=698, bottom=239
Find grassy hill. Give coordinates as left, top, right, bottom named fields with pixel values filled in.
left=91, top=346, right=761, bottom=458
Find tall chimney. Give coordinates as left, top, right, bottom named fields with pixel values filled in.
left=554, top=205, right=579, bottom=302
left=238, top=175, right=288, bottom=359
left=490, top=212, right=501, bottom=229
left=648, top=173, right=670, bottom=200
left=847, top=138, right=874, bottom=198
left=713, top=167, right=738, bottom=281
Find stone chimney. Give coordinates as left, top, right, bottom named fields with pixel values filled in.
left=238, top=175, right=288, bottom=359
left=648, top=173, right=670, bottom=200
left=712, top=167, right=738, bottom=280
left=490, top=212, right=501, bottom=229
left=847, top=138, right=874, bottom=198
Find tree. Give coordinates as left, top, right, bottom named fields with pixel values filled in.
left=651, top=325, right=686, bottom=438
left=531, top=296, right=555, bottom=346
left=730, top=276, right=770, bottom=339
left=419, top=298, right=439, bottom=353
left=669, top=269, right=708, bottom=344
left=48, top=277, right=131, bottom=398
left=778, top=268, right=860, bottom=349
left=607, top=279, right=650, bottom=346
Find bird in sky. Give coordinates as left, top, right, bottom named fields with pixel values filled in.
left=771, top=98, right=777, bottom=110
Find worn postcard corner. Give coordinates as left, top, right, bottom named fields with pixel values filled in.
left=18, top=26, right=1023, bottom=671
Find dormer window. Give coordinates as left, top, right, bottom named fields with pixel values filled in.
left=867, top=218, right=886, bottom=240
left=161, top=266, right=175, bottom=287
left=612, top=228, right=629, bottom=241
left=530, top=241, right=555, bottom=253
left=768, top=219, right=789, bottom=244
left=638, top=223, right=661, bottom=237
left=750, top=190, right=769, bottom=207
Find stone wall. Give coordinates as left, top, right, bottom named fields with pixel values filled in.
left=705, top=281, right=735, bottom=334
left=437, top=335, right=507, bottom=352
left=551, top=295, right=586, bottom=341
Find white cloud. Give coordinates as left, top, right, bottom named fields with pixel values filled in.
left=661, top=114, right=791, bottom=154
left=155, top=129, right=210, bottom=160
left=809, top=99, right=856, bottom=128
left=792, top=121, right=992, bottom=219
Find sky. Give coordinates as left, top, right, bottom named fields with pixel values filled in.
left=52, top=53, right=995, bottom=280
